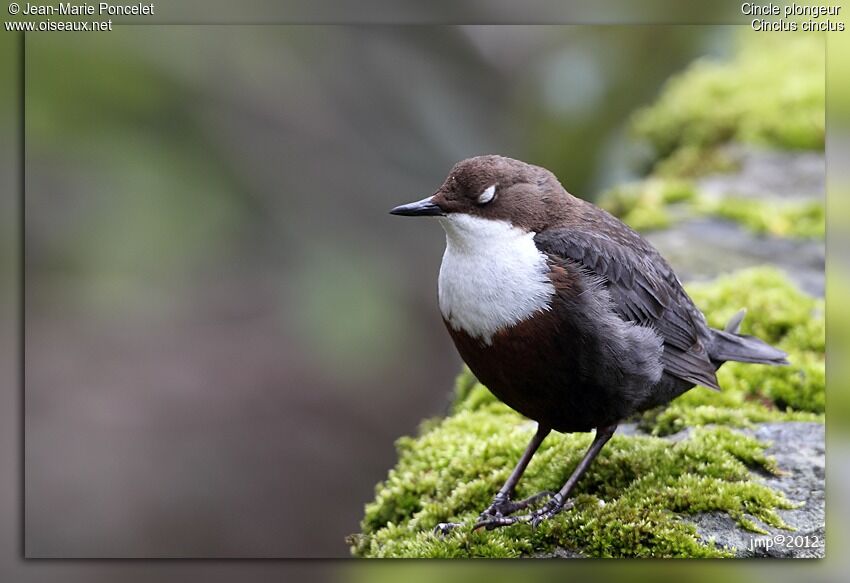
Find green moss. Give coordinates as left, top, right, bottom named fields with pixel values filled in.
left=352, top=412, right=796, bottom=558
left=596, top=169, right=827, bottom=239
left=653, top=145, right=740, bottom=179
left=598, top=180, right=825, bottom=239
left=450, top=366, right=491, bottom=413
left=353, top=267, right=820, bottom=558
left=596, top=33, right=825, bottom=240
left=633, top=33, right=824, bottom=163
left=695, top=196, right=825, bottom=239
left=600, top=179, right=696, bottom=232
left=686, top=268, right=823, bottom=350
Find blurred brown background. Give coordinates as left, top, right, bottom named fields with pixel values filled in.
left=19, top=25, right=739, bottom=557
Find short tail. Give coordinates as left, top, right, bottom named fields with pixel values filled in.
left=710, top=309, right=790, bottom=366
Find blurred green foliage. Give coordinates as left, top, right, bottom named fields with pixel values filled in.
left=26, top=35, right=248, bottom=284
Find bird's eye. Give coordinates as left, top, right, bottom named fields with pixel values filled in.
left=477, top=184, right=497, bottom=205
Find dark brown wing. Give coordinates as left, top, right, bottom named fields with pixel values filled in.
left=534, top=223, right=720, bottom=391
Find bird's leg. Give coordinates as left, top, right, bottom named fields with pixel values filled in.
left=526, top=423, right=616, bottom=527
left=474, top=424, right=617, bottom=531
left=479, top=424, right=552, bottom=518
left=434, top=425, right=550, bottom=536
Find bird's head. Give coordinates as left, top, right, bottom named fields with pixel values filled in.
left=390, top=155, right=572, bottom=234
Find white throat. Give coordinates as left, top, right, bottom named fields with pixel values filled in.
left=437, top=214, right=556, bottom=345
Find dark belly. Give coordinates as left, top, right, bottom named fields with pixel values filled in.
left=446, top=311, right=652, bottom=433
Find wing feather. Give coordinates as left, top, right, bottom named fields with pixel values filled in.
left=535, top=226, right=720, bottom=391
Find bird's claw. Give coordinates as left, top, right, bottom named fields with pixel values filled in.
left=436, top=492, right=571, bottom=534
left=474, top=494, right=574, bottom=531
left=433, top=522, right=463, bottom=536
left=528, top=494, right=573, bottom=528
left=478, top=490, right=553, bottom=520
left=473, top=514, right=523, bottom=530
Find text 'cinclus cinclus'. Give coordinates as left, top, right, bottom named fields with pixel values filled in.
left=390, top=155, right=789, bottom=532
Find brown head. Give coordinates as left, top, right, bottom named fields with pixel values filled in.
left=390, top=155, right=577, bottom=233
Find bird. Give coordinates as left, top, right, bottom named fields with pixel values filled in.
left=389, top=155, right=789, bottom=531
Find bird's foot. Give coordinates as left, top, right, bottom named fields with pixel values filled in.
left=473, top=493, right=573, bottom=531
left=472, top=490, right=558, bottom=530
left=472, top=514, right=524, bottom=530
left=528, top=493, right=573, bottom=528
left=478, top=490, right=552, bottom=520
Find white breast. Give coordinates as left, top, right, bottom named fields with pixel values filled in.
left=437, top=214, right=556, bottom=345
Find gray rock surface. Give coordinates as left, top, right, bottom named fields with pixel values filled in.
left=647, top=145, right=825, bottom=296
left=647, top=148, right=826, bottom=556
left=647, top=219, right=825, bottom=297
left=531, top=547, right=586, bottom=559
left=688, top=422, right=825, bottom=558
left=541, top=422, right=824, bottom=558
left=696, top=146, right=824, bottom=202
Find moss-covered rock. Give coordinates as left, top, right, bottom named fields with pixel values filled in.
left=351, top=268, right=824, bottom=558
left=598, top=32, right=825, bottom=241
left=351, top=411, right=798, bottom=558
left=352, top=421, right=816, bottom=560
left=693, top=195, right=825, bottom=240
left=599, top=177, right=825, bottom=240
left=599, top=179, right=696, bottom=232
left=632, top=33, right=824, bottom=163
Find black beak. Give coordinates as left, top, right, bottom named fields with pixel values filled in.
left=389, top=197, right=445, bottom=217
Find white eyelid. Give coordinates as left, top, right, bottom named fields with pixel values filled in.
left=477, top=184, right=497, bottom=205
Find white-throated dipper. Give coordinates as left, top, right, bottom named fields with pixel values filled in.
left=390, top=155, right=788, bottom=531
